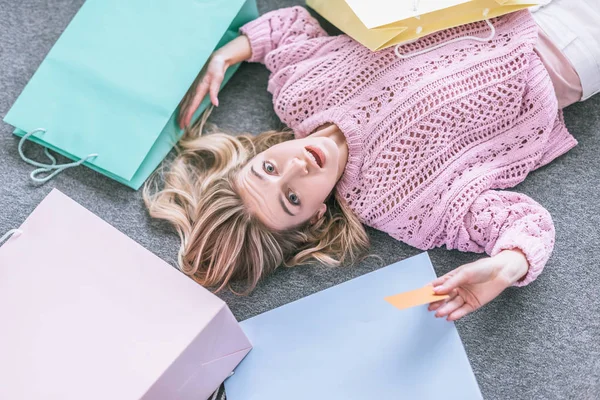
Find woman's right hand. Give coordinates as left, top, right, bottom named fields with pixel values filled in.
left=178, top=53, right=229, bottom=129
left=428, top=249, right=529, bottom=321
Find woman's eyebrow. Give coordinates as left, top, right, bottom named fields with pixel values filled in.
left=279, top=196, right=294, bottom=216
left=250, top=166, right=265, bottom=181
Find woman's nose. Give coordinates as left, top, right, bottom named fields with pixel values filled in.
left=282, top=158, right=308, bottom=181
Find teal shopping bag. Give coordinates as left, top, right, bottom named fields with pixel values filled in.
left=4, top=0, right=258, bottom=189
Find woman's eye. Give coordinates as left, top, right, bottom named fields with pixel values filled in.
left=263, top=161, right=276, bottom=174
left=288, top=191, right=300, bottom=206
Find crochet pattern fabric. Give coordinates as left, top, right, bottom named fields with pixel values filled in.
left=240, top=7, right=577, bottom=285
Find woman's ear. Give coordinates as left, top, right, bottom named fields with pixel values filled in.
left=310, top=204, right=327, bottom=225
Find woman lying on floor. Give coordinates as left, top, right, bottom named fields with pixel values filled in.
left=145, top=1, right=599, bottom=320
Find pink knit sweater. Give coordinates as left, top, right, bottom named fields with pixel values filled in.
left=240, top=7, right=578, bottom=286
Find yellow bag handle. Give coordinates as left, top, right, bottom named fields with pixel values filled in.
left=395, top=9, right=495, bottom=59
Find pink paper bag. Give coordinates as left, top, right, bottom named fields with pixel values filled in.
left=0, top=189, right=251, bottom=400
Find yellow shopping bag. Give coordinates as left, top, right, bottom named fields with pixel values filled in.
left=306, top=0, right=539, bottom=51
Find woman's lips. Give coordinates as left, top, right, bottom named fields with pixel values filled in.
left=305, top=146, right=325, bottom=168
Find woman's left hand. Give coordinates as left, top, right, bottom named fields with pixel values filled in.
left=428, top=249, right=529, bottom=321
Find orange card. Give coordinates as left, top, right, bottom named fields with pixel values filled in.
left=385, top=285, right=449, bottom=310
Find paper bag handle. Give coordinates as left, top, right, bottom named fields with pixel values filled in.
left=395, top=9, right=495, bottom=59
left=18, top=129, right=98, bottom=184
left=0, top=229, right=22, bottom=246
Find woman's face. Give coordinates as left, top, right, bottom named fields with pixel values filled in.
left=238, top=135, right=344, bottom=230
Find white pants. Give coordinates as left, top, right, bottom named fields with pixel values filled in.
left=532, top=0, right=600, bottom=100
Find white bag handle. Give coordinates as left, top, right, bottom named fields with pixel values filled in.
left=395, top=8, right=495, bottom=59
left=18, top=129, right=98, bottom=184
left=0, top=229, right=22, bottom=246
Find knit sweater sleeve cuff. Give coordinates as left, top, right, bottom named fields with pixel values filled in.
left=491, top=233, right=550, bottom=287
left=239, top=18, right=273, bottom=64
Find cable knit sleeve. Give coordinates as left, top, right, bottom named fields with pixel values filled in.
left=451, top=190, right=555, bottom=286
left=239, top=6, right=327, bottom=64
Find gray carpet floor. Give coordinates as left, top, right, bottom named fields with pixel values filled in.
left=1, top=1, right=599, bottom=399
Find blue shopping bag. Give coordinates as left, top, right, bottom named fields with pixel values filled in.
left=225, top=253, right=482, bottom=400
left=4, top=0, right=258, bottom=189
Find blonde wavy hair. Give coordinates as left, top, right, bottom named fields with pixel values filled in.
left=144, top=110, right=369, bottom=294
